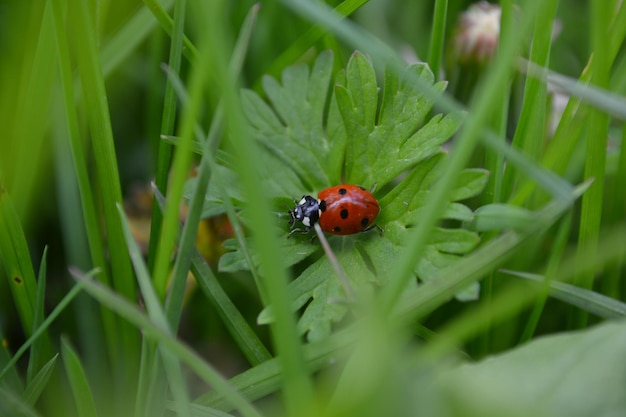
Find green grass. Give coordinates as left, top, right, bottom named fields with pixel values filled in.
left=1, top=0, right=626, bottom=416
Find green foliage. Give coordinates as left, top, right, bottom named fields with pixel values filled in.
left=225, top=52, right=487, bottom=340
left=439, top=320, right=626, bottom=417
left=1, top=0, right=626, bottom=416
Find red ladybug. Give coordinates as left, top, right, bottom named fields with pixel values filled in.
left=288, top=184, right=380, bottom=236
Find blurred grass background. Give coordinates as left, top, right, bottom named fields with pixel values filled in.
left=1, top=0, right=625, bottom=416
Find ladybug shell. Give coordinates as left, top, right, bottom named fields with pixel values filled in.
left=317, top=184, right=380, bottom=235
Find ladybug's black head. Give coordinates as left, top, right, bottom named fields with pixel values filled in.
left=288, top=195, right=320, bottom=234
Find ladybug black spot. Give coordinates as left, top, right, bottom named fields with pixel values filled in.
left=361, top=217, right=369, bottom=228
left=338, top=188, right=347, bottom=195
left=340, top=209, right=349, bottom=219
left=333, top=226, right=342, bottom=233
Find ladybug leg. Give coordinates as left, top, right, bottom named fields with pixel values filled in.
left=364, top=224, right=384, bottom=236
left=287, top=226, right=311, bottom=238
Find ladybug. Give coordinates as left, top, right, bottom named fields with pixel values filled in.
left=288, top=184, right=380, bottom=236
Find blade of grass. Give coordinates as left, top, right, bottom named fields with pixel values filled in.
left=0, top=329, right=23, bottom=391
left=191, top=252, right=272, bottom=365
left=415, top=221, right=626, bottom=363
left=477, top=0, right=515, bottom=357
left=142, top=0, right=199, bottom=62
left=503, top=269, right=626, bottom=319
left=158, top=27, right=267, bottom=370
left=147, top=0, right=187, bottom=274
left=22, top=354, right=58, bottom=406
left=396, top=181, right=590, bottom=324
left=26, top=247, right=48, bottom=384
left=5, top=1, right=56, bottom=221
left=511, top=0, right=626, bottom=205
left=164, top=3, right=260, bottom=332
left=519, top=210, right=572, bottom=343
left=70, top=269, right=264, bottom=417
left=117, top=204, right=169, bottom=327
left=151, top=183, right=271, bottom=366
left=50, top=0, right=119, bottom=368
left=0, top=282, right=83, bottom=382
left=61, top=337, right=99, bottom=417
left=194, top=330, right=352, bottom=411
left=0, top=188, right=39, bottom=337
left=0, top=387, right=40, bottom=417
left=573, top=0, right=612, bottom=328
left=198, top=1, right=316, bottom=413
left=150, top=0, right=210, bottom=301
left=100, top=0, right=177, bottom=77
left=503, top=0, right=558, bottom=205
left=519, top=60, right=626, bottom=120
left=603, top=124, right=626, bottom=298
left=68, top=0, right=139, bottom=364
left=117, top=202, right=194, bottom=416
left=427, top=0, right=447, bottom=80
left=258, top=0, right=368, bottom=88
left=137, top=1, right=190, bottom=412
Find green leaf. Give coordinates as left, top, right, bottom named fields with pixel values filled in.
left=242, top=50, right=335, bottom=191
left=0, top=387, right=41, bottom=417
left=439, top=320, right=626, bottom=417
left=503, top=269, right=626, bottom=319
left=227, top=52, right=484, bottom=341
left=62, top=338, right=99, bottom=417
left=22, top=355, right=58, bottom=406
left=336, top=53, right=457, bottom=187
left=70, top=270, right=263, bottom=417
left=469, top=204, right=536, bottom=232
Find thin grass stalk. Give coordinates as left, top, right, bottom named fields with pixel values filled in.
left=198, top=0, right=316, bottom=413
left=427, top=0, right=447, bottom=80
left=164, top=2, right=260, bottom=331
left=137, top=1, right=189, bottom=414
left=415, top=220, right=626, bottom=364
left=26, top=247, right=48, bottom=384
left=519, top=210, right=572, bottom=342
left=50, top=0, right=119, bottom=368
left=147, top=0, right=186, bottom=274
left=0, top=283, right=83, bottom=382
left=256, top=0, right=369, bottom=89
left=603, top=124, right=626, bottom=298
left=503, top=0, right=557, bottom=205
left=6, top=2, right=55, bottom=220
left=478, top=0, right=514, bottom=357
left=573, top=0, right=612, bottom=328
left=69, top=0, right=142, bottom=400
left=100, top=0, right=176, bottom=77
left=150, top=0, right=204, bottom=301
left=0, top=191, right=38, bottom=336
left=71, top=270, right=264, bottom=417
left=61, top=338, right=99, bottom=417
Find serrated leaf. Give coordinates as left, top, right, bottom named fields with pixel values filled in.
left=443, top=203, right=475, bottom=222
left=335, top=54, right=460, bottom=188
left=218, top=237, right=318, bottom=273
left=468, top=204, right=535, bottom=232
left=225, top=51, right=488, bottom=340
left=450, top=168, right=490, bottom=201
left=243, top=51, right=335, bottom=191
left=259, top=241, right=379, bottom=341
